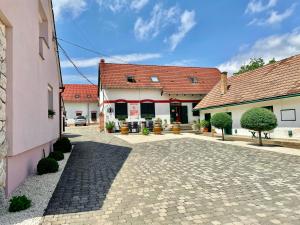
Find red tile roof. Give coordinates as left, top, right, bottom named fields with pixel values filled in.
left=99, top=62, right=221, bottom=94
left=62, top=84, right=98, bottom=102
left=195, top=54, right=300, bottom=110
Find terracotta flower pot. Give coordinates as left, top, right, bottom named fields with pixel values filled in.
left=121, top=123, right=129, bottom=135
left=154, top=123, right=162, bottom=135
left=203, top=127, right=209, bottom=132
left=172, top=123, right=181, bottom=134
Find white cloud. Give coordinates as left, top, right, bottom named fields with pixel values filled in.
left=52, top=0, right=87, bottom=20
left=218, top=29, right=300, bottom=74
left=97, top=0, right=149, bottom=13
left=134, top=4, right=180, bottom=40
left=168, top=10, right=196, bottom=51
left=61, top=53, right=162, bottom=68
left=166, top=59, right=197, bottom=67
left=248, top=4, right=296, bottom=26
left=245, top=0, right=278, bottom=14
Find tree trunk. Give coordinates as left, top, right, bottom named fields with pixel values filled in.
left=258, top=131, right=263, bottom=146
left=222, top=128, right=224, bottom=141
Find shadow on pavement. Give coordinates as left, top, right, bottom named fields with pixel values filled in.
left=44, top=141, right=131, bottom=215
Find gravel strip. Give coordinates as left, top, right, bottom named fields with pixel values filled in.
left=0, top=152, right=71, bottom=225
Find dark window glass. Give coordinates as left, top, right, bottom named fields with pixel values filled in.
left=192, top=103, right=200, bottom=116
left=141, top=103, right=155, bottom=119
left=127, top=76, right=136, bottom=83
left=115, top=103, right=128, bottom=120
left=263, top=106, right=273, bottom=112
left=91, top=112, right=97, bottom=121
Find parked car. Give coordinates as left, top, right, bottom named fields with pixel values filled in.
left=74, top=116, right=87, bottom=126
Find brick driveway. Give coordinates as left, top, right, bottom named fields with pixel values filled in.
left=42, top=127, right=300, bottom=225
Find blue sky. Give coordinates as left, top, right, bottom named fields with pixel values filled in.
left=53, top=0, right=300, bottom=84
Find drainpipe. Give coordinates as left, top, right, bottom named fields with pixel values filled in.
left=59, top=86, right=65, bottom=138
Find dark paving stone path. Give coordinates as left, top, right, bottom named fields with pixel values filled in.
left=44, top=128, right=131, bottom=215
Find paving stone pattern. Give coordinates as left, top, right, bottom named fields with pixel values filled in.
left=42, top=127, right=300, bottom=225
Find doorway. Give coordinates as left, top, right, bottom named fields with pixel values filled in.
left=225, top=112, right=232, bottom=135
left=204, top=113, right=211, bottom=132
left=170, top=103, right=188, bottom=124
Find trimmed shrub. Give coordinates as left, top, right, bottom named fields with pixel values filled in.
left=211, top=113, right=232, bottom=141
left=142, top=127, right=150, bottom=135
left=200, top=120, right=210, bottom=128
left=48, top=151, right=64, bottom=161
left=53, top=137, right=72, bottom=153
left=37, top=158, right=59, bottom=175
left=9, top=195, right=31, bottom=212
left=241, top=108, right=277, bottom=146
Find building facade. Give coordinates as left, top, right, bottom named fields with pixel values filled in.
left=63, top=84, right=99, bottom=125
left=99, top=59, right=221, bottom=129
left=195, top=54, right=300, bottom=139
left=0, top=0, right=63, bottom=196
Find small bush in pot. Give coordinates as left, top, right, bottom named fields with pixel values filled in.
left=9, top=195, right=31, bottom=212
left=37, top=158, right=59, bottom=175
left=105, top=121, right=115, bottom=133
left=142, top=127, right=150, bottom=135
left=200, top=120, right=210, bottom=132
left=48, top=151, right=64, bottom=161
left=53, top=137, right=72, bottom=153
left=210, top=113, right=232, bottom=141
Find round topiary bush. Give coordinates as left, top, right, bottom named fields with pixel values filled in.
left=53, top=137, right=72, bottom=153
left=48, top=151, right=64, bottom=161
left=9, top=195, right=31, bottom=212
left=210, top=112, right=232, bottom=141
left=240, top=107, right=277, bottom=146
left=37, top=158, right=59, bottom=175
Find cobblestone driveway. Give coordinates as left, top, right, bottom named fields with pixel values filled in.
left=42, top=127, right=300, bottom=225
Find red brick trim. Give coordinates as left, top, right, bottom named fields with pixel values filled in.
left=103, top=99, right=200, bottom=104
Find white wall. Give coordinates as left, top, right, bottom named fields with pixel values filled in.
left=65, top=102, right=99, bottom=124
left=100, top=88, right=201, bottom=124
left=200, top=96, right=300, bottom=139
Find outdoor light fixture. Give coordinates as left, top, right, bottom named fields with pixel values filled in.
left=288, top=130, right=293, bottom=137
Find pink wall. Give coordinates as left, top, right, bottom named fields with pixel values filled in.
left=6, top=142, right=52, bottom=195
left=0, top=0, right=62, bottom=195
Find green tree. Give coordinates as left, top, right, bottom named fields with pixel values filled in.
left=240, top=108, right=277, bottom=146
left=234, top=57, right=276, bottom=75
left=210, top=113, right=232, bottom=141
left=268, top=58, right=276, bottom=64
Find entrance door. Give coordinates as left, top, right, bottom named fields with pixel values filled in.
left=170, top=103, right=188, bottom=123
left=91, top=112, right=97, bottom=122
left=204, top=113, right=211, bottom=132
left=225, top=112, right=232, bottom=135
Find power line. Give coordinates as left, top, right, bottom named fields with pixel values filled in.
left=57, top=42, right=98, bottom=86
left=56, top=37, right=130, bottom=64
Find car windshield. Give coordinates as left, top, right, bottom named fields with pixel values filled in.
left=76, top=116, right=85, bottom=119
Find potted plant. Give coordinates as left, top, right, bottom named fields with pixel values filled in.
left=192, top=120, right=200, bottom=131
left=154, top=117, right=162, bottom=135
left=172, top=122, right=181, bottom=134
left=105, top=121, right=115, bottom=133
left=142, top=127, right=150, bottom=135
left=200, top=120, right=210, bottom=132
left=48, top=109, right=55, bottom=119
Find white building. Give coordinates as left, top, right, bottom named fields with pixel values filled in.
left=98, top=59, right=221, bottom=130
left=63, top=84, right=99, bottom=125
left=195, top=54, right=300, bottom=139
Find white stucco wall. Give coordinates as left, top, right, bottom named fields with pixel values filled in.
left=65, top=102, right=99, bottom=124
left=200, top=96, right=300, bottom=139
left=100, top=88, right=201, bottom=124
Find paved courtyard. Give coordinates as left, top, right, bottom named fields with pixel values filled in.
left=42, top=126, right=300, bottom=225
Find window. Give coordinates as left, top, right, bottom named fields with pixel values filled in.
left=76, top=112, right=82, bottom=116
left=87, top=94, right=91, bottom=98
left=91, top=112, right=97, bottom=121
left=39, top=0, right=49, bottom=59
left=75, top=94, right=80, bottom=99
left=141, top=103, right=155, bottom=119
left=281, top=109, right=296, bottom=121
left=127, top=76, right=136, bottom=83
left=151, top=76, right=159, bottom=82
left=115, top=103, right=128, bottom=120
left=48, top=84, right=53, bottom=110
left=262, top=106, right=273, bottom=112
left=189, top=77, right=198, bottom=84
left=192, top=103, right=200, bottom=116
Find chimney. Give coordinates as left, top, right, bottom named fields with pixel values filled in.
left=220, top=71, right=228, bottom=95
